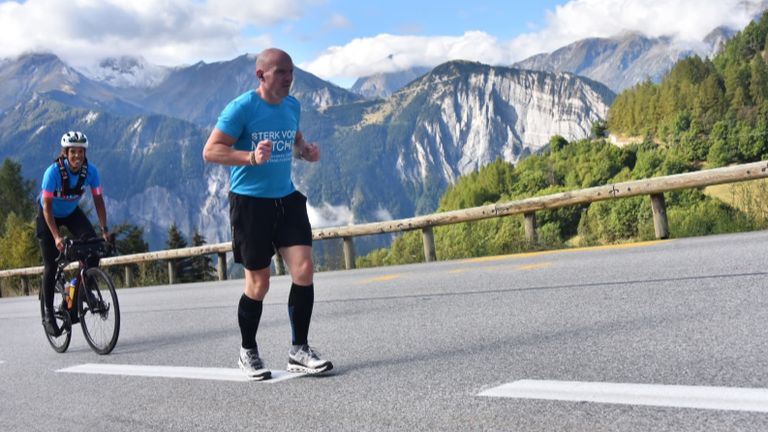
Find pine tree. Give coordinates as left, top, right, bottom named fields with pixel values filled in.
left=749, top=56, right=768, bottom=107
left=707, top=121, right=737, bottom=166
left=694, top=74, right=726, bottom=129
left=110, top=223, right=154, bottom=287
left=0, top=158, right=36, bottom=234
left=190, top=231, right=216, bottom=282
left=0, top=213, right=39, bottom=270
left=166, top=223, right=193, bottom=283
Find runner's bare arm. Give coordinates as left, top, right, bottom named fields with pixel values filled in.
left=203, top=128, right=274, bottom=165
left=293, top=131, right=320, bottom=162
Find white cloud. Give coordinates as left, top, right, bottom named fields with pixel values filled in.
left=326, top=13, right=352, bottom=30
left=307, top=202, right=354, bottom=228
left=0, top=0, right=310, bottom=67
left=303, top=0, right=763, bottom=82
left=0, top=0, right=765, bottom=83
left=531, top=0, right=758, bottom=53
left=374, top=206, right=393, bottom=222
left=306, top=202, right=394, bottom=228
left=301, top=31, right=506, bottom=81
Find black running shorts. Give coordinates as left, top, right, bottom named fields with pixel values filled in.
left=229, top=190, right=313, bottom=270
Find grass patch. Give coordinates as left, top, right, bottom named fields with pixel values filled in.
left=705, top=179, right=768, bottom=225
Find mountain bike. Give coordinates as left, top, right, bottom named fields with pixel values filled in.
left=39, top=237, right=120, bottom=355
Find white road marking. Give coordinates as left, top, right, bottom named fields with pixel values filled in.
left=57, top=363, right=304, bottom=383
left=478, top=380, right=768, bottom=413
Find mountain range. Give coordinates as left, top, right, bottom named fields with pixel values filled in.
left=353, top=15, right=759, bottom=98
left=511, top=29, right=731, bottom=93
left=0, top=52, right=612, bottom=252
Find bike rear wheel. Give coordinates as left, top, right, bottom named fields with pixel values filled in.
left=78, top=267, right=120, bottom=355
left=39, top=282, right=72, bottom=353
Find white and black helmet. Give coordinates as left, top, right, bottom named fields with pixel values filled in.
left=60, top=131, right=88, bottom=148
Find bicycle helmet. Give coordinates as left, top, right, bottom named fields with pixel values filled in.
left=60, top=131, right=89, bottom=148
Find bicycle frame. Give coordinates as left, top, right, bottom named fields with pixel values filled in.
left=54, top=241, right=108, bottom=316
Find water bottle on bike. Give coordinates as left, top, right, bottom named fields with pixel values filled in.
left=65, top=278, right=76, bottom=310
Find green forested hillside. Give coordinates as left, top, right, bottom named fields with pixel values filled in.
left=609, top=13, right=768, bottom=167
left=358, top=13, right=768, bottom=268
left=357, top=136, right=757, bottom=267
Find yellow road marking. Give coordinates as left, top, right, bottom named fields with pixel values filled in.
left=461, top=240, right=669, bottom=264
left=450, top=262, right=553, bottom=273
left=515, top=262, right=552, bottom=270
left=359, top=274, right=402, bottom=284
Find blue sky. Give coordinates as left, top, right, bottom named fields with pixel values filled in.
left=0, top=0, right=764, bottom=87
left=275, top=0, right=567, bottom=64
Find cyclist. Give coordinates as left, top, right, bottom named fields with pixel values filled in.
left=36, top=131, right=110, bottom=337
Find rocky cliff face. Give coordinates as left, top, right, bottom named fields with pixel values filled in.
left=295, top=61, right=615, bottom=220
left=387, top=61, right=614, bottom=185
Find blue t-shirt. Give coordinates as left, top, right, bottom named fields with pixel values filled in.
left=39, top=160, right=102, bottom=218
left=215, top=90, right=301, bottom=199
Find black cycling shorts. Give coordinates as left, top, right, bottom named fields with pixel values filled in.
left=229, top=190, right=313, bottom=271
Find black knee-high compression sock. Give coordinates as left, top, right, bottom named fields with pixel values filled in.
left=288, top=283, right=314, bottom=346
left=238, top=294, right=263, bottom=350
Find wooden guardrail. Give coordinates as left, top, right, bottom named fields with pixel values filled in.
left=2, top=160, right=768, bottom=295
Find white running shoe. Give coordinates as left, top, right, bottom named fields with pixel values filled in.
left=238, top=347, right=271, bottom=380
left=287, top=344, right=333, bottom=374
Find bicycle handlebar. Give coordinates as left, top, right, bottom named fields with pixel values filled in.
left=56, top=237, right=114, bottom=264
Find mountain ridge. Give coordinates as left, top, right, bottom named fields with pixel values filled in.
left=0, top=53, right=614, bottom=253
left=512, top=32, right=716, bottom=93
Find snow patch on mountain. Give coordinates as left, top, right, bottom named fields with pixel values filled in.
left=80, top=56, right=170, bottom=89
left=83, top=111, right=99, bottom=124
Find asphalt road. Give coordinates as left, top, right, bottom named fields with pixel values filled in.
left=2, top=231, right=768, bottom=431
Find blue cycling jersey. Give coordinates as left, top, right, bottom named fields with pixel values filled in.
left=39, top=159, right=102, bottom=218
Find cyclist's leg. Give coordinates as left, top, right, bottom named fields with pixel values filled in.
left=61, top=208, right=101, bottom=312
left=63, top=208, right=99, bottom=268
left=35, top=208, right=60, bottom=333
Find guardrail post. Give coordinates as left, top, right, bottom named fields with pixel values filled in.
left=124, top=267, right=133, bottom=288
left=422, top=226, right=436, bottom=262
left=524, top=212, right=537, bottom=245
left=217, top=252, right=227, bottom=280
left=274, top=252, right=286, bottom=276
left=650, top=193, right=669, bottom=239
left=168, top=262, right=176, bottom=284
left=21, top=276, right=29, bottom=296
left=342, top=236, right=356, bottom=270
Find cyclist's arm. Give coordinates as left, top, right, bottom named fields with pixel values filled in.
left=92, top=192, right=109, bottom=242
left=41, top=196, right=65, bottom=251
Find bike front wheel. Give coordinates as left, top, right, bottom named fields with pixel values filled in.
left=78, top=267, right=120, bottom=355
